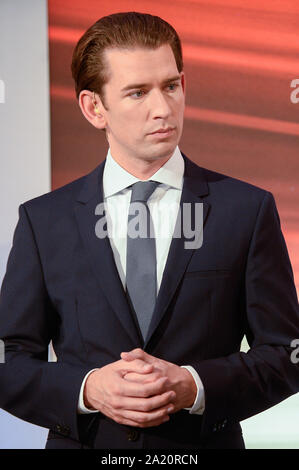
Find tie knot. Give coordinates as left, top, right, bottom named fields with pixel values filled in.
left=130, top=181, right=159, bottom=203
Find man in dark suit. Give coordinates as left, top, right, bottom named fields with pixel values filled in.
left=0, top=12, right=298, bottom=449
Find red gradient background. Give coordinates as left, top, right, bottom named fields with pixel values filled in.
left=48, top=0, right=299, bottom=293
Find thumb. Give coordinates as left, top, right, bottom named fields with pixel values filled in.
left=120, top=351, right=136, bottom=361
left=121, top=358, right=153, bottom=375
left=121, top=348, right=153, bottom=363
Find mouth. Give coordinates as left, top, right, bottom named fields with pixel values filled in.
left=149, top=127, right=175, bottom=138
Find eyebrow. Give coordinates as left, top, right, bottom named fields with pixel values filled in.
left=120, top=75, right=181, bottom=93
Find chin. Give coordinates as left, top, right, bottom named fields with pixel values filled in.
left=152, top=142, right=177, bottom=158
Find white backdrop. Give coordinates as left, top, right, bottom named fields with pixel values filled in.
left=0, top=0, right=50, bottom=448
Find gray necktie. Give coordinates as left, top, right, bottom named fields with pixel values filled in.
left=126, top=181, right=159, bottom=340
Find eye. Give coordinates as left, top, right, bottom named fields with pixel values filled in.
left=167, top=83, right=179, bottom=91
left=130, top=90, right=145, bottom=99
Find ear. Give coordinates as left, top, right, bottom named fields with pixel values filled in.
left=78, top=90, right=107, bottom=130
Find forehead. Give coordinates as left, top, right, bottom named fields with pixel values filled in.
left=103, top=44, right=179, bottom=86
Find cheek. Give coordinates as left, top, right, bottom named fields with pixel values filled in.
left=119, top=112, right=145, bottom=134
left=115, top=110, right=141, bottom=129
left=176, top=97, right=185, bottom=113
left=112, top=115, right=143, bottom=144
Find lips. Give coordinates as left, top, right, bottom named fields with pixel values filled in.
left=150, top=127, right=175, bottom=134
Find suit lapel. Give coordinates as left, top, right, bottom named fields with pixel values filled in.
left=74, top=161, right=143, bottom=347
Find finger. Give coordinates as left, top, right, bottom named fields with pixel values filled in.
left=120, top=376, right=169, bottom=398
left=118, top=390, right=175, bottom=412
left=120, top=351, right=135, bottom=361
left=116, top=404, right=174, bottom=426
left=121, top=348, right=154, bottom=364
left=121, top=358, right=153, bottom=375
left=123, top=371, right=162, bottom=383
left=95, top=402, right=170, bottom=429
left=113, top=414, right=170, bottom=428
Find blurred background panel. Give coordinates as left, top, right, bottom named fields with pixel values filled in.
left=48, top=0, right=299, bottom=295
left=0, top=0, right=50, bottom=449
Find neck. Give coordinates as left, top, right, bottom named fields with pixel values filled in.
left=110, top=150, right=173, bottom=180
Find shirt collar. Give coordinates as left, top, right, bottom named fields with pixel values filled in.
left=103, top=146, right=184, bottom=198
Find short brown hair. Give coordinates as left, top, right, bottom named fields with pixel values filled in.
left=71, top=12, right=183, bottom=107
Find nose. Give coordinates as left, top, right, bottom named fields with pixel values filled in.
left=149, top=89, right=172, bottom=119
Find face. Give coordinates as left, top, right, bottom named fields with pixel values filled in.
left=99, top=44, right=185, bottom=165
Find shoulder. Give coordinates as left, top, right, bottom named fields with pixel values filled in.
left=202, top=166, right=268, bottom=199
left=21, top=165, right=100, bottom=217
left=183, top=152, right=268, bottom=200
left=202, top=166, right=275, bottom=220
left=183, top=154, right=274, bottom=217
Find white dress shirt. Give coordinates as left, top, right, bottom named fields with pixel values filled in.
left=78, top=146, right=205, bottom=415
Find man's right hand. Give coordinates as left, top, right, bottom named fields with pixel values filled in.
left=83, top=359, right=176, bottom=428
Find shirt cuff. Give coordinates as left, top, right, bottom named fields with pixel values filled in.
left=181, top=365, right=205, bottom=415
left=77, top=368, right=100, bottom=414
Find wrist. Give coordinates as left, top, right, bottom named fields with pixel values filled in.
left=83, top=370, right=99, bottom=410
left=181, top=367, right=197, bottom=408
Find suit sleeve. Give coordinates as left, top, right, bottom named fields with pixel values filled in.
left=0, top=204, right=92, bottom=442
left=190, top=191, right=299, bottom=438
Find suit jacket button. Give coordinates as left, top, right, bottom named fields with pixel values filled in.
left=127, top=429, right=139, bottom=441
left=54, top=424, right=62, bottom=433
left=54, top=424, right=70, bottom=436
left=60, top=426, right=70, bottom=437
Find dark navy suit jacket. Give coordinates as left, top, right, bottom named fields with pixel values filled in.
left=0, top=153, right=298, bottom=449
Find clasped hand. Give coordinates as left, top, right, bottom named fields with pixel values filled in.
left=83, top=348, right=197, bottom=428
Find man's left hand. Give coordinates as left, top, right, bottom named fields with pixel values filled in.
left=120, top=349, right=197, bottom=413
